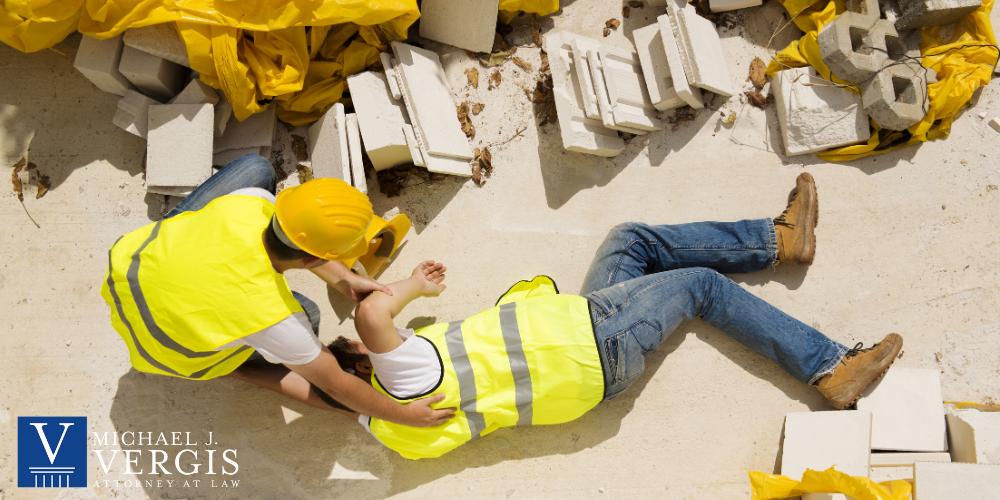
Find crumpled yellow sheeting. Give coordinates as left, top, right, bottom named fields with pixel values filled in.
left=767, top=0, right=998, bottom=161
left=749, top=467, right=912, bottom=500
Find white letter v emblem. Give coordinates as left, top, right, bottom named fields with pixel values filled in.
left=29, top=422, right=73, bottom=464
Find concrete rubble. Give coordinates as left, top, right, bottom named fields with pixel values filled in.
left=666, top=0, right=737, bottom=97
left=113, top=89, right=160, bottom=138
left=73, top=35, right=131, bottom=96
left=118, top=45, right=188, bottom=101
left=896, top=0, right=983, bottom=30
left=307, top=102, right=352, bottom=183
left=122, top=24, right=190, bottom=68
left=771, top=67, right=870, bottom=156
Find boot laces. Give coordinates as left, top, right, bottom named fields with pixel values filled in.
left=774, top=189, right=799, bottom=228
left=842, top=342, right=875, bottom=363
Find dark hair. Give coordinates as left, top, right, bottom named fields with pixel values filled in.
left=310, top=337, right=369, bottom=412
left=262, top=221, right=314, bottom=262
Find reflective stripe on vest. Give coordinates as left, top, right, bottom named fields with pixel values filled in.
left=369, top=281, right=604, bottom=460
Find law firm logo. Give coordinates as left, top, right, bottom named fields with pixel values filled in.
left=17, top=416, right=87, bottom=488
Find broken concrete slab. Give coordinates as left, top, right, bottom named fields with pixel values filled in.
left=667, top=4, right=737, bottom=97
left=402, top=124, right=425, bottom=167
left=146, top=103, right=214, bottom=194
left=709, top=0, right=763, bottom=12
left=590, top=47, right=664, bottom=132
left=418, top=0, right=499, bottom=53
left=818, top=13, right=898, bottom=84
left=570, top=37, right=604, bottom=120
left=379, top=53, right=403, bottom=101
left=586, top=50, right=647, bottom=135
left=542, top=31, right=625, bottom=157
left=168, top=79, right=219, bottom=105
left=113, top=89, right=161, bottom=138
left=914, top=462, right=1000, bottom=499
left=947, top=410, right=1000, bottom=464
left=871, top=452, right=952, bottom=466
left=897, top=0, right=982, bottom=30
left=857, top=367, right=948, bottom=452
left=656, top=14, right=704, bottom=109
left=74, top=35, right=131, bottom=96
left=307, top=102, right=351, bottom=182
left=771, top=67, right=870, bottom=156
left=390, top=42, right=474, bottom=161
left=861, top=62, right=930, bottom=131
left=118, top=45, right=188, bottom=101
left=214, top=106, right=276, bottom=153
left=632, top=24, right=685, bottom=111
left=346, top=71, right=412, bottom=171
left=781, top=410, right=871, bottom=482
left=346, top=113, right=367, bottom=194
left=122, top=23, right=190, bottom=67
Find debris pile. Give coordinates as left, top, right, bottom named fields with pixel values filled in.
left=770, top=366, right=1000, bottom=496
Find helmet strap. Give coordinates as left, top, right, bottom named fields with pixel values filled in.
left=271, top=215, right=303, bottom=251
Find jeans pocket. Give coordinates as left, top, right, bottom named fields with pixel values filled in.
left=604, top=329, right=646, bottom=391
left=603, top=333, right=624, bottom=385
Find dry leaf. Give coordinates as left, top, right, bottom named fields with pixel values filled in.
left=489, top=70, right=502, bottom=90
left=471, top=102, right=485, bottom=115
left=472, top=147, right=493, bottom=186
left=512, top=57, right=533, bottom=72
left=605, top=18, right=621, bottom=30
left=457, top=102, right=476, bottom=139
left=35, top=173, right=50, bottom=199
left=465, top=67, right=480, bottom=89
left=745, top=89, right=767, bottom=108
left=623, top=6, right=631, bottom=18
left=748, top=57, right=767, bottom=90
left=11, top=157, right=26, bottom=202
left=480, top=48, right=515, bottom=67
left=296, top=163, right=314, bottom=184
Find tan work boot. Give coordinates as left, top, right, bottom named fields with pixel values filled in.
left=816, top=333, right=903, bottom=409
left=775, top=172, right=818, bottom=265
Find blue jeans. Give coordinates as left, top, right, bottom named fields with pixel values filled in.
left=161, top=153, right=321, bottom=335
left=582, top=220, right=848, bottom=399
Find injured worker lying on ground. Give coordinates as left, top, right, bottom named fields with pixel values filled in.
left=323, top=173, right=903, bottom=459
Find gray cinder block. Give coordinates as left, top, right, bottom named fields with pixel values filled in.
left=819, top=12, right=901, bottom=84
left=862, top=62, right=932, bottom=131
left=146, top=104, right=214, bottom=194
left=113, top=89, right=161, bottom=138
left=74, top=35, right=131, bottom=96
left=119, top=46, right=189, bottom=101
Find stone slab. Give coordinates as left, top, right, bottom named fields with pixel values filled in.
left=113, top=89, right=160, bottom=138
left=897, top=0, right=982, bottom=30
left=347, top=71, right=411, bottom=171
left=870, top=452, right=952, bottom=466
left=346, top=113, right=367, bottom=194
left=781, top=410, right=872, bottom=481
left=118, top=45, right=188, bottom=101
left=586, top=50, right=648, bottom=135
left=632, top=23, right=684, bottom=111
left=570, top=37, right=604, bottom=120
left=656, top=14, right=704, bottom=109
left=771, top=67, right=870, bottom=156
left=668, top=5, right=737, bottom=97
left=307, top=102, right=351, bottom=182
left=418, top=0, right=498, bottom=53
left=74, top=35, right=131, bottom=96
left=390, top=42, right=473, bottom=161
left=914, top=462, right=1000, bottom=499
left=379, top=53, right=403, bottom=100
left=401, top=124, right=425, bottom=167
left=857, top=367, right=948, bottom=452
left=710, top=0, right=763, bottom=12
left=947, top=410, right=1000, bottom=464
left=123, top=24, right=190, bottom=67
left=168, top=79, right=219, bottom=105
left=594, top=47, right=664, bottom=131
left=214, top=106, right=275, bottom=153
left=146, top=104, right=214, bottom=192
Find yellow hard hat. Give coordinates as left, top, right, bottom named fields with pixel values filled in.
left=273, top=178, right=374, bottom=260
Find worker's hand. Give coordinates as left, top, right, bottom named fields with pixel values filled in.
left=337, top=272, right=393, bottom=302
left=411, top=261, right=447, bottom=297
left=402, top=394, right=455, bottom=427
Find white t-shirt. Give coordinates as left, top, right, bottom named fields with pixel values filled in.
left=216, top=187, right=323, bottom=365
left=359, top=328, right=444, bottom=432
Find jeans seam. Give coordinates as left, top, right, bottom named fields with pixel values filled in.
left=766, top=218, right=778, bottom=265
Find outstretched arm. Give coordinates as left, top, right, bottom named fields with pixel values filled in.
left=355, top=261, right=447, bottom=354
left=309, top=260, right=394, bottom=302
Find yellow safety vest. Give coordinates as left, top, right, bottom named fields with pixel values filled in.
left=100, top=194, right=304, bottom=380
left=369, top=276, right=604, bottom=459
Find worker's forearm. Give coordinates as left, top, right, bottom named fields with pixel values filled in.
left=308, top=259, right=349, bottom=287
left=319, top=370, right=412, bottom=424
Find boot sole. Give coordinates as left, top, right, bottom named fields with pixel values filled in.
left=795, top=173, right=818, bottom=265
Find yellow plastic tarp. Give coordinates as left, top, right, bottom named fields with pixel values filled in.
left=750, top=467, right=912, bottom=500
left=2, top=1, right=562, bottom=126
left=767, top=0, right=998, bottom=161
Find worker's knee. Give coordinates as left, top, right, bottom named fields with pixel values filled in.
left=605, top=222, right=644, bottom=244
left=233, top=154, right=276, bottom=192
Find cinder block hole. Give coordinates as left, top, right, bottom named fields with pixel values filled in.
left=849, top=26, right=871, bottom=55
left=885, top=34, right=906, bottom=60
left=892, top=76, right=916, bottom=104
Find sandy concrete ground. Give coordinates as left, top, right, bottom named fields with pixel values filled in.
left=2, top=1, right=998, bottom=498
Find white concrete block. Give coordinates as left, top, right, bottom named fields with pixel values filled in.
left=346, top=71, right=411, bottom=171
left=346, top=113, right=367, bottom=194
left=169, top=79, right=219, bottom=105
left=118, top=46, right=188, bottom=101
left=632, top=24, right=685, bottom=111
left=871, top=452, right=952, bottom=466
left=113, top=89, right=161, bottom=138
left=419, top=0, right=498, bottom=53
left=595, top=47, right=664, bottom=131
left=914, top=462, right=1000, bottom=499
left=379, top=53, right=402, bottom=100
left=667, top=5, right=737, bottom=97
left=655, top=14, right=704, bottom=109
left=214, top=99, right=232, bottom=137
left=947, top=410, right=1000, bottom=464
left=869, top=465, right=913, bottom=483
left=74, top=35, right=131, bottom=96
left=123, top=24, right=189, bottom=67
left=146, top=104, right=214, bottom=193
left=542, top=31, right=625, bottom=157
left=402, top=124, right=425, bottom=167
left=709, top=0, right=763, bottom=12
left=570, top=38, right=602, bottom=120
left=857, top=367, right=948, bottom=452
left=307, top=103, right=351, bottom=182
left=781, top=410, right=872, bottom=481
left=771, top=67, right=870, bottom=156
left=215, top=107, right=275, bottom=153
left=586, top=50, right=648, bottom=135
